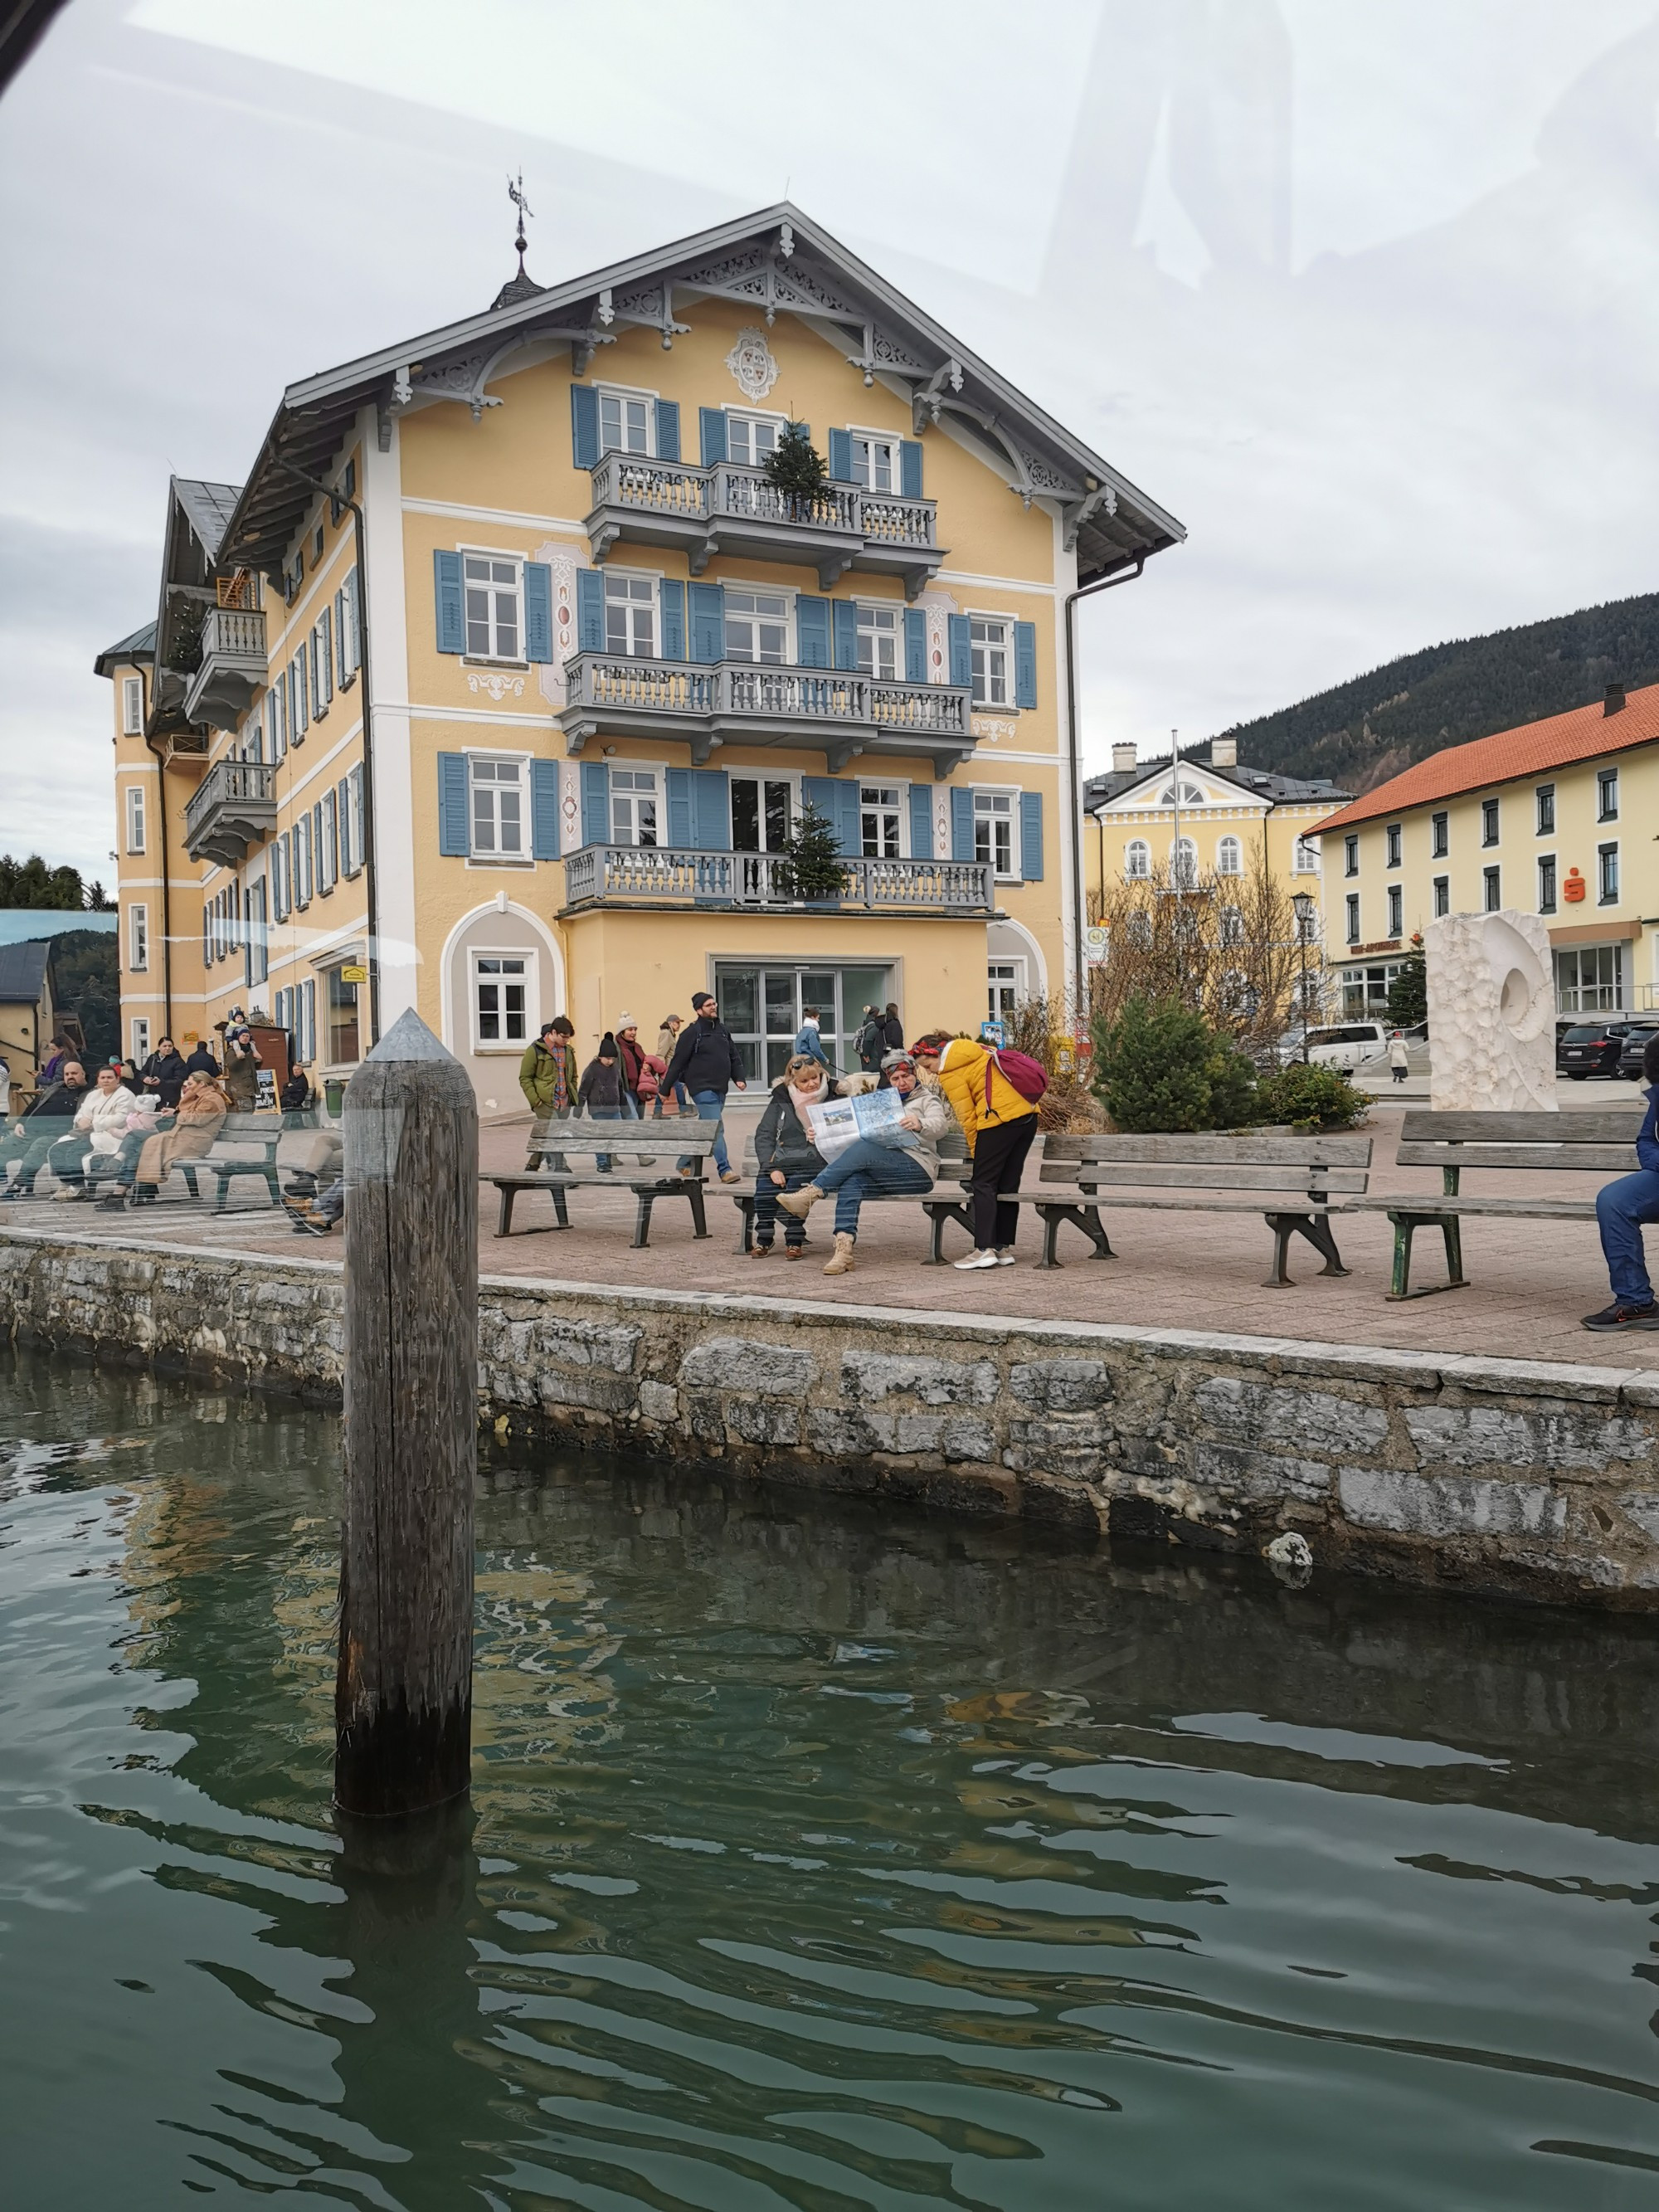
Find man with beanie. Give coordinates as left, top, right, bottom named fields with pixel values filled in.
left=663, top=992, right=747, bottom=1182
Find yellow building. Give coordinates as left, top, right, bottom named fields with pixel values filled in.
left=1314, top=680, right=1659, bottom=1018
left=98, top=206, right=1183, bottom=1102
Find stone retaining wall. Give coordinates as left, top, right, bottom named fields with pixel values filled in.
left=2, top=1228, right=1656, bottom=1608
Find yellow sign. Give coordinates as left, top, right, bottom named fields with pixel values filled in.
left=339, top=964, right=368, bottom=984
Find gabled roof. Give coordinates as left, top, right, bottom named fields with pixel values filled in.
left=1316, top=682, right=1659, bottom=835
left=174, top=480, right=241, bottom=563
left=92, top=621, right=156, bottom=678
left=216, top=202, right=1185, bottom=590
left=1085, top=741, right=1349, bottom=812
left=0, top=942, right=50, bottom=1006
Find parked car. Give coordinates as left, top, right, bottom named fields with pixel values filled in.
left=1304, top=1021, right=1391, bottom=1070
left=1616, top=1022, right=1659, bottom=1080
left=1557, top=1021, right=1635, bottom=1079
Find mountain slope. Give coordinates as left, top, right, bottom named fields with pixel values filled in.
left=1217, top=592, right=1659, bottom=795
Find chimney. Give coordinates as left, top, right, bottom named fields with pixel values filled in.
left=1604, top=682, right=1626, bottom=716
left=1210, top=735, right=1238, bottom=767
left=1112, top=741, right=1139, bottom=774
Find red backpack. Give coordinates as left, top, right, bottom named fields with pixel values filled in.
left=987, top=1047, right=1048, bottom=1104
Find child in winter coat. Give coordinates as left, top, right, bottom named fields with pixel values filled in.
left=578, top=1034, right=625, bottom=1171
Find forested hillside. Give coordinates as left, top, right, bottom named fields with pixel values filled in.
left=1217, top=592, right=1659, bottom=794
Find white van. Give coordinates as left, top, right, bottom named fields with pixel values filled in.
left=1303, top=1021, right=1391, bottom=1070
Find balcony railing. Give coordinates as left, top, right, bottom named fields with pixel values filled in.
left=183, top=604, right=267, bottom=732
left=561, top=653, right=975, bottom=774
left=562, top=845, right=995, bottom=916
left=183, top=758, right=276, bottom=865
left=586, top=456, right=943, bottom=594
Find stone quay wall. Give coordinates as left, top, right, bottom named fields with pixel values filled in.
left=2, top=1228, right=1656, bottom=1609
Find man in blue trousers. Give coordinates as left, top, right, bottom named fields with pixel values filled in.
left=1585, top=1032, right=1659, bottom=1332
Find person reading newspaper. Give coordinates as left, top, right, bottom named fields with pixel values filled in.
left=776, top=1052, right=954, bottom=1275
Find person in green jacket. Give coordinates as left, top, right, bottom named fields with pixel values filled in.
left=518, top=1017, right=577, bottom=1117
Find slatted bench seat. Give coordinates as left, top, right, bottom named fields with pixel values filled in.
left=1019, top=1132, right=1374, bottom=1285
left=728, top=1128, right=972, bottom=1255
left=104, top=1110, right=288, bottom=1211
left=1345, top=1109, right=1639, bottom=1298
left=489, top=1122, right=717, bottom=1245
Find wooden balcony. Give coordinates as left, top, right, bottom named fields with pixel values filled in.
left=182, top=606, right=267, bottom=733
left=560, top=654, right=975, bottom=777
left=562, top=845, right=995, bottom=917
left=183, top=758, right=276, bottom=865
left=586, top=456, right=944, bottom=597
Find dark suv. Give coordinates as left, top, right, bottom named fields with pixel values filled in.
left=1557, top=1021, right=1634, bottom=1079
left=1616, top=1023, right=1659, bottom=1081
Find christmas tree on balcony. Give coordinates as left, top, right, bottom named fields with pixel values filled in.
left=774, top=801, right=849, bottom=902
left=763, top=421, right=830, bottom=520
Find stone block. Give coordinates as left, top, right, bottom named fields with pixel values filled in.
left=1617, top=1493, right=1659, bottom=1542
left=726, top=1397, right=802, bottom=1446
left=537, top=1367, right=638, bottom=1415
left=839, top=1351, right=999, bottom=1405
left=1338, top=1465, right=1566, bottom=1539
left=638, top=1380, right=679, bottom=1422
left=1404, top=1403, right=1651, bottom=1473
left=1009, top=1358, right=1113, bottom=1411
left=1194, top=1376, right=1387, bottom=1455
left=1193, top=1440, right=1332, bottom=1503
left=1426, top=908, right=1557, bottom=1111
left=814, top=1408, right=880, bottom=1457
left=941, top=1417, right=997, bottom=1464
left=682, top=1336, right=814, bottom=1396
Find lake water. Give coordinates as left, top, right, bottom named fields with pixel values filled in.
left=3, top=1348, right=1658, bottom=2210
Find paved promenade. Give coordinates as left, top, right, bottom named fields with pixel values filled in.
left=7, top=1096, right=1652, bottom=1369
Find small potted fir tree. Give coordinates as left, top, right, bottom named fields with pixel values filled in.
left=773, top=801, right=849, bottom=906
left=762, top=421, right=830, bottom=523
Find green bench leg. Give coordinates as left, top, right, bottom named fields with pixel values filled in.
left=1385, top=1210, right=1470, bottom=1300
left=734, top=1195, right=755, bottom=1254
left=497, top=1185, right=516, bottom=1236
left=631, top=1193, right=653, bottom=1249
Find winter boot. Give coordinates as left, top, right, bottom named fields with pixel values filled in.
left=822, top=1231, right=856, bottom=1275
left=776, top=1183, right=824, bottom=1220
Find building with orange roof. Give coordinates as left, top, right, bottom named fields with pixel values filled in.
left=1314, top=680, right=1659, bottom=1023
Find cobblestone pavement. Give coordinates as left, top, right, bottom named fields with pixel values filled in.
left=5, top=1099, right=1652, bottom=1368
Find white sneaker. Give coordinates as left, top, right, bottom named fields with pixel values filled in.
left=994, top=1249, right=1017, bottom=1266
left=953, top=1249, right=1001, bottom=1270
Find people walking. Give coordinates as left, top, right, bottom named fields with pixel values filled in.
left=663, top=992, right=747, bottom=1182
left=792, top=1006, right=830, bottom=1068
left=614, top=1015, right=647, bottom=1122
left=518, top=1016, right=577, bottom=1120
left=750, top=1055, right=834, bottom=1259
left=776, top=1050, right=951, bottom=1274
left=1388, top=1032, right=1410, bottom=1084
left=881, top=1002, right=905, bottom=1051
left=577, top=1033, right=626, bottom=1172
left=1, top=1060, right=89, bottom=1197
left=654, top=1014, right=689, bottom=1117
left=912, top=1030, right=1039, bottom=1269
left=1585, top=1032, right=1659, bottom=1333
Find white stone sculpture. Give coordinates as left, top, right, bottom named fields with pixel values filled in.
left=1424, top=909, right=1558, bottom=1112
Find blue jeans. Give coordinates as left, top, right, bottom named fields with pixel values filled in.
left=652, top=1082, right=692, bottom=1118
left=753, top=1167, right=815, bottom=1248
left=679, top=1089, right=731, bottom=1177
left=1597, top=1170, right=1659, bottom=1306
left=812, top=1138, right=932, bottom=1235
left=586, top=1108, right=622, bottom=1172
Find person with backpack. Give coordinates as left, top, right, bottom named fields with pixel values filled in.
left=854, top=1006, right=886, bottom=1074
left=911, top=1030, right=1045, bottom=1269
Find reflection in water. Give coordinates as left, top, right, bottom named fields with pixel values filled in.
left=3, top=1348, right=1658, bottom=2208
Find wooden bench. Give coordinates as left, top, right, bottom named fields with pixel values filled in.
left=1344, top=1109, right=1639, bottom=1299
left=727, top=1128, right=973, bottom=1255
left=489, top=1121, right=718, bottom=1245
left=105, top=1110, right=288, bottom=1211
left=1023, top=1132, right=1374, bottom=1285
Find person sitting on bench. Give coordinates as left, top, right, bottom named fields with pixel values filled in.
left=1585, top=1031, right=1659, bottom=1333
left=777, top=1052, right=952, bottom=1276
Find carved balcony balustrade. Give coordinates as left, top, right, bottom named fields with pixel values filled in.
left=585, top=456, right=944, bottom=597
left=182, top=606, right=268, bottom=733
left=559, top=653, right=975, bottom=777
left=182, top=758, right=277, bottom=866
left=562, top=845, right=995, bottom=917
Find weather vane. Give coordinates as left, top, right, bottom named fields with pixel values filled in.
left=508, top=170, right=533, bottom=275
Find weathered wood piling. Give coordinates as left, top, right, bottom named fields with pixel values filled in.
left=334, top=1008, right=478, bottom=1818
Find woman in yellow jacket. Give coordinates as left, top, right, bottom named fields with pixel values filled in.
left=912, top=1030, right=1039, bottom=1270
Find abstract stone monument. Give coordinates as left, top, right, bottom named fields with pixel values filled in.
left=1425, top=909, right=1558, bottom=1112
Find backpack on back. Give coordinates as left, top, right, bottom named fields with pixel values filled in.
left=988, top=1047, right=1048, bottom=1104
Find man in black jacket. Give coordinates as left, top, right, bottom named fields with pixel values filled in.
left=2, top=1061, right=89, bottom=1197
left=182, top=1040, right=220, bottom=1079
left=663, top=992, right=747, bottom=1182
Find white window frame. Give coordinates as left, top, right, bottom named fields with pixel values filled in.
left=728, top=772, right=796, bottom=855
left=469, top=946, right=538, bottom=1054
left=1292, top=833, right=1320, bottom=874
left=1482, top=864, right=1501, bottom=913
left=969, top=614, right=1010, bottom=708
left=1216, top=834, right=1242, bottom=877
left=271, top=831, right=290, bottom=922
left=1433, top=875, right=1449, bottom=917
left=300, top=978, right=317, bottom=1066
left=245, top=879, right=268, bottom=988
left=596, top=382, right=656, bottom=459
left=343, top=766, right=365, bottom=879
left=725, top=409, right=785, bottom=470
left=128, top=901, right=148, bottom=973
left=722, top=583, right=793, bottom=666
left=601, top=568, right=659, bottom=660
left=121, top=675, right=144, bottom=734
left=609, top=763, right=662, bottom=850
left=847, top=426, right=902, bottom=495
left=466, top=751, right=531, bottom=864
left=854, top=600, right=902, bottom=681
left=973, top=788, right=1019, bottom=880
left=461, top=548, right=525, bottom=665
left=1124, top=838, right=1151, bottom=879
left=130, top=1016, right=150, bottom=1064
left=290, top=650, right=309, bottom=742
left=124, top=783, right=146, bottom=855
left=1344, top=835, right=1359, bottom=877
left=987, top=957, right=1026, bottom=1025
left=313, top=607, right=333, bottom=717
left=859, top=782, right=904, bottom=860
left=1170, top=835, right=1198, bottom=889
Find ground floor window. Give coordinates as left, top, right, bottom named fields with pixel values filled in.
left=1554, top=944, right=1622, bottom=1013
left=474, top=952, right=530, bottom=1048
left=325, top=970, right=361, bottom=1065
left=714, top=961, right=892, bottom=1081
left=987, top=959, right=1024, bottom=1026
left=1339, top=961, right=1406, bottom=1019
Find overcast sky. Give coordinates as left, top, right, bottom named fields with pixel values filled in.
left=3, top=0, right=1657, bottom=884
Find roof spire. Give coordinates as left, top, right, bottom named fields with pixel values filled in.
left=491, top=170, right=545, bottom=311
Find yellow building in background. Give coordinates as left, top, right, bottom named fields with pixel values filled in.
left=99, top=205, right=1183, bottom=1104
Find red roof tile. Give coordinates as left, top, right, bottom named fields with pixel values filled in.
left=1316, top=683, right=1659, bottom=836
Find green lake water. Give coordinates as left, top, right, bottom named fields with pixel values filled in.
left=2, top=1347, right=1658, bottom=2210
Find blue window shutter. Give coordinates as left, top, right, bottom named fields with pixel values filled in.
left=832, top=600, right=859, bottom=671
left=438, top=753, right=469, bottom=855
left=699, top=406, right=727, bottom=466
left=523, top=563, right=553, bottom=663
left=908, top=782, right=932, bottom=858
left=901, top=440, right=923, bottom=498
left=948, top=614, right=971, bottom=689
left=572, top=383, right=600, bottom=468
left=689, top=582, right=724, bottom=664
left=531, top=758, right=560, bottom=860
left=828, top=428, right=853, bottom=482
left=800, top=776, right=838, bottom=834
left=904, top=607, right=927, bottom=685
left=1014, top=620, right=1038, bottom=709
left=796, top=595, right=830, bottom=669
left=692, top=769, right=730, bottom=850
left=654, top=399, right=680, bottom=462
left=581, top=762, right=610, bottom=846
left=576, top=567, right=605, bottom=653
left=659, top=577, right=686, bottom=660
left=951, top=787, right=975, bottom=862
left=1019, top=790, right=1044, bottom=880
left=435, top=549, right=465, bottom=654
left=836, top=781, right=862, bottom=857
left=666, top=768, right=693, bottom=847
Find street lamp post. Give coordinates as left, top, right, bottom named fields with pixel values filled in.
left=1292, top=891, right=1315, bottom=1061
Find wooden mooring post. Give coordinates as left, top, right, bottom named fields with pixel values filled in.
left=335, top=1008, right=479, bottom=1819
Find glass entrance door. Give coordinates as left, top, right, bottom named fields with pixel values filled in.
left=715, top=963, right=893, bottom=1079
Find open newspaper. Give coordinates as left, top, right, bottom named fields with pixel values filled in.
left=805, top=1085, right=912, bottom=1162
